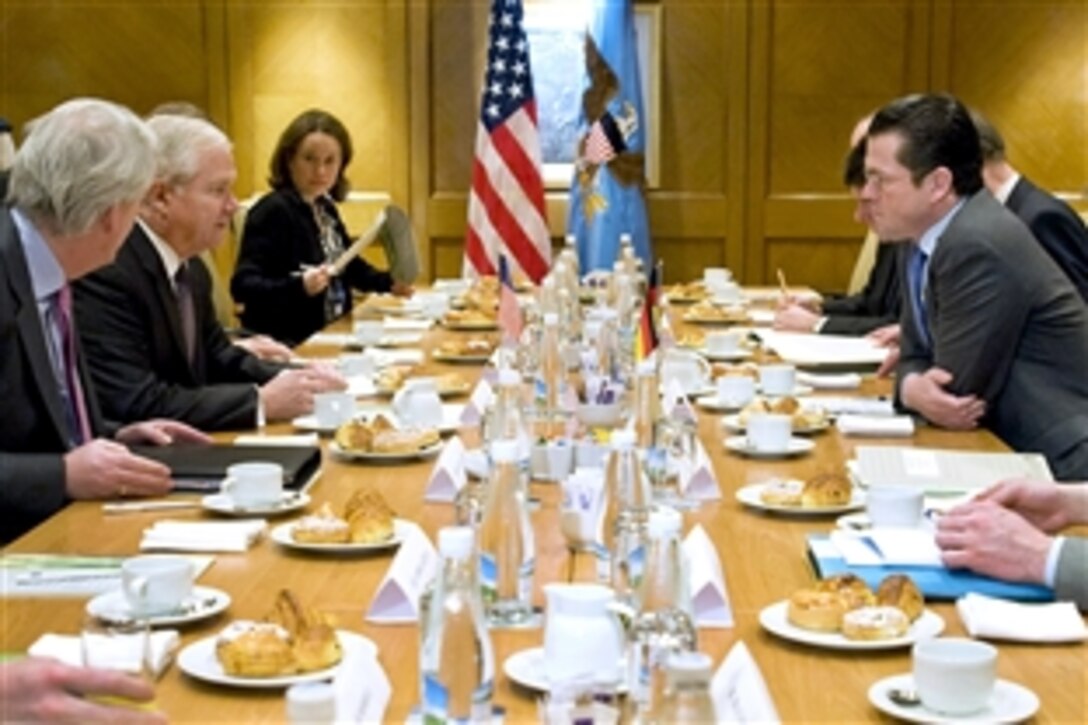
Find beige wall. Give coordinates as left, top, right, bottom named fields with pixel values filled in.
left=2, top=0, right=1085, bottom=291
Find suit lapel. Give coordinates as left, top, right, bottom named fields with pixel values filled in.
left=0, top=214, right=77, bottom=442
left=129, top=227, right=199, bottom=381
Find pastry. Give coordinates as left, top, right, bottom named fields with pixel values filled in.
left=800, top=472, right=852, bottom=507
left=759, top=478, right=804, bottom=506
left=343, top=487, right=396, bottom=543
left=436, top=338, right=495, bottom=357
left=814, top=573, right=875, bottom=611
left=266, top=590, right=342, bottom=673
left=876, top=574, right=925, bottom=621
left=334, top=415, right=439, bottom=454
left=375, top=365, right=414, bottom=392
left=291, top=504, right=350, bottom=544
left=842, top=605, right=910, bottom=641
left=711, top=362, right=758, bottom=380
left=786, top=589, right=847, bottom=632
left=215, top=621, right=295, bottom=677
left=334, top=419, right=373, bottom=451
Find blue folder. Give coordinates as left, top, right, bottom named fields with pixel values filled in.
left=806, top=534, right=1053, bottom=602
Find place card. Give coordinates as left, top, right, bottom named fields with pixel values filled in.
left=836, top=414, right=915, bottom=437
left=664, top=379, right=697, bottom=424
left=424, top=435, right=468, bottom=502
left=677, top=439, right=721, bottom=501
left=683, top=524, right=733, bottom=628
left=366, top=523, right=439, bottom=624
left=336, top=642, right=392, bottom=722
left=460, top=379, right=495, bottom=426
left=711, top=641, right=780, bottom=723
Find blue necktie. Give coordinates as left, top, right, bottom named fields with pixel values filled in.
left=908, top=246, right=931, bottom=347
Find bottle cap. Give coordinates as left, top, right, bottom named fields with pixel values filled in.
left=611, top=428, right=636, bottom=450
left=665, top=651, right=713, bottom=685
left=490, top=438, right=520, bottom=464
left=438, top=526, right=475, bottom=560
left=498, top=368, right=521, bottom=386
left=648, top=506, right=682, bottom=538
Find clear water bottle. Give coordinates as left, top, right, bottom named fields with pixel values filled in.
left=491, top=368, right=530, bottom=464
left=599, top=429, right=651, bottom=603
left=628, top=507, right=697, bottom=718
left=535, top=312, right=563, bottom=416
left=420, top=526, right=495, bottom=723
left=478, top=439, right=535, bottom=626
left=651, top=652, right=717, bottom=723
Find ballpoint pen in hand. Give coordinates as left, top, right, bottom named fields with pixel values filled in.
left=776, top=267, right=789, bottom=300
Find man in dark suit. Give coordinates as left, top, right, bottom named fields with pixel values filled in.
left=0, top=99, right=210, bottom=544
left=75, top=114, right=345, bottom=432
left=863, top=94, right=1088, bottom=479
left=972, top=111, right=1088, bottom=303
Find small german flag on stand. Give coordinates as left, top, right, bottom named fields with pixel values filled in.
left=634, top=265, right=660, bottom=361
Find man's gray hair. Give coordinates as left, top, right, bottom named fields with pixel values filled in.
left=8, top=98, right=155, bottom=236
left=146, top=114, right=231, bottom=188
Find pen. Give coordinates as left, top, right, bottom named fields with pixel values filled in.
left=102, top=500, right=200, bottom=514
left=14, top=570, right=121, bottom=586
left=776, top=268, right=789, bottom=299
left=289, top=264, right=320, bottom=279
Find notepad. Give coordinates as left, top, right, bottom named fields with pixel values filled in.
left=854, top=446, right=1053, bottom=493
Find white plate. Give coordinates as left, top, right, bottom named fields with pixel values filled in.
left=269, top=518, right=409, bottom=553
left=759, top=601, right=944, bottom=650
left=868, top=674, right=1039, bottom=724
left=177, top=629, right=376, bottom=689
left=201, top=492, right=310, bottom=517
left=736, top=482, right=864, bottom=514
left=329, top=440, right=443, bottom=463
left=291, top=414, right=340, bottom=433
left=695, top=394, right=748, bottom=412
left=503, top=647, right=626, bottom=694
left=724, top=436, right=814, bottom=459
left=757, top=384, right=815, bottom=397
left=698, top=348, right=752, bottom=362
left=721, top=413, right=830, bottom=435
left=86, top=585, right=231, bottom=627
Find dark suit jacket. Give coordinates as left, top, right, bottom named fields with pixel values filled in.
left=0, top=210, right=106, bottom=543
left=897, top=192, right=1088, bottom=479
left=1056, top=537, right=1088, bottom=611
left=230, top=188, right=393, bottom=346
left=1006, top=176, right=1088, bottom=304
left=74, top=225, right=284, bottom=431
left=820, top=243, right=905, bottom=335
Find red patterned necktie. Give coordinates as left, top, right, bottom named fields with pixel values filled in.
left=55, top=284, right=93, bottom=443
left=175, top=262, right=196, bottom=365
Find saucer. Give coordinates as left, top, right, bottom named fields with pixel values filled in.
left=757, top=384, right=815, bottom=397
left=724, top=436, right=814, bottom=458
left=503, top=647, right=626, bottom=694
left=695, top=394, right=747, bottom=412
left=202, top=492, right=310, bottom=517
left=868, top=674, right=1039, bottom=724
left=86, top=585, right=231, bottom=626
left=721, top=413, right=830, bottom=435
left=760, top=601, right=943, bottom=650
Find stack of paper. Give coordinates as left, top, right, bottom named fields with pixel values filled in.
left=854, top=446, right=1053, bottom=493
left=755, top=330, right=888, bottom=367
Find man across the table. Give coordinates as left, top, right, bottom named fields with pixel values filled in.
left=862, top=93, right=1088, bottom=479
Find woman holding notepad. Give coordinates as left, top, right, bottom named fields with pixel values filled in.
left=231, top=109, right=411, bottom=346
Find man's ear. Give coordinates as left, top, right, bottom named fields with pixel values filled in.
left=927, top=166, right=955, bottom=200
left=144, top=180, right=172, bottom=221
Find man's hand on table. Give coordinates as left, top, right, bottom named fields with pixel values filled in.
left=901, top=367, right=986, bottom=429
left=260, top=367, right=347, bottom=421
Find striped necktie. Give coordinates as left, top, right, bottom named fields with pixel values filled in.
left=54, top=285, right=93, bottom=444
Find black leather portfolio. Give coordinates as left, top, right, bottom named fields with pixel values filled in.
left=127, top=444, right=322, bottom=493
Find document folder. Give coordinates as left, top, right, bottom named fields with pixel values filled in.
left=127, top=444, right=322, bottom=493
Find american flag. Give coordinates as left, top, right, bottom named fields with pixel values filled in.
left=464, top=0, right=550, bottom=284
left=498, top=254, right=523, bottom=344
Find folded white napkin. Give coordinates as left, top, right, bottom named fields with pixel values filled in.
left=382, top=316, right=432, bottom=331
left=956, top=592, right=1087, bottom=643
left=747, top=308, right=776, bottom=325
left=306, top=332, right=354, bottom=347
left=837, top=414, right=915, bottom=437
left=366, top=348, right=424, bottom=368
left=797, top=371, right=862, bottom=390
left=335, top=645, right=391, bottom=722
left=28, top=631, right=179, bottom=678
left=233, top=433, right=319, bottom=447
left=799, top=395, right=895, bottom=416
left=346, top=375, right=378, bottom=398
left=141, top=520, right=265, bottom=553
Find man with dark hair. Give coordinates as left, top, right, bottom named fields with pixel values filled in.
left=863, top=93, right=1088, bottom=479
left=972, top=110, right=1088, bottom=303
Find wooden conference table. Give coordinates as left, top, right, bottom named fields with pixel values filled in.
left=3, top=307, right=1086, bottom=723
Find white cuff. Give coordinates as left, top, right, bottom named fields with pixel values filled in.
left=813, top=316, right=829, bottom=333
left=255, top=385, right=266, bottom=429
left=1044, top=536, right=1065, bottom=588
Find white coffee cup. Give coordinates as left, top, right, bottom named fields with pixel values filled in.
left=759, top=364, right=796, bottom=396
left=121, top=555, right=194, bottom=615
left=711, top=282, right=743, bottom=305
left=867, top=485, right=924, bottom=528
left=314, top=391, right=355, bottom=429
left=222, top=461, right=284, bottom=507
left=704, top=267, right=733, bottom=287
left=746, top=413, right=791, bottom=452
left=912, top=638, right=998, bottom=715
left=717, top=375, right=755, bottom=407
left=661, top=348, right=711, bottom=395
left=705, top=330, right=742, bottom=356
left=392, top=377, right=443, bottom=428
left=339, top=353, right=375, bottom=378
left=353, top=319, right=384, bottom=346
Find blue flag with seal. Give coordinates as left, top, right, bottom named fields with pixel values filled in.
left=567, top=0, right=652, bottom=273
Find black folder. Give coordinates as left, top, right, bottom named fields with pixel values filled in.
left=127, top=444, right=322, bottom=493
